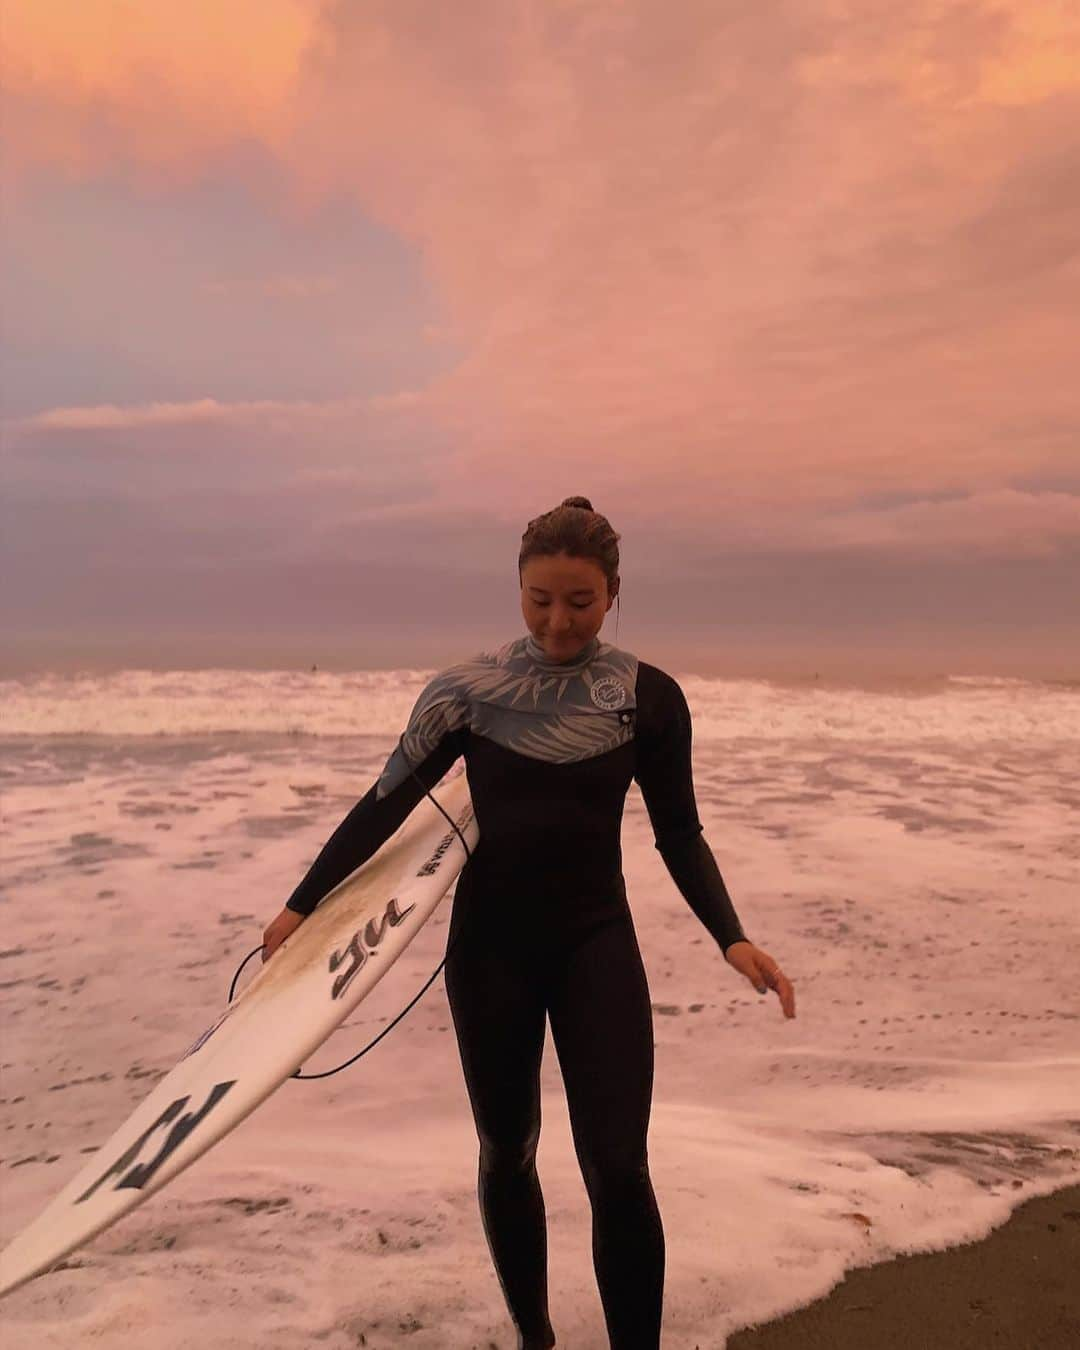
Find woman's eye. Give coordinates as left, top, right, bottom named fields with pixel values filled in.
left=532, top=601, right=592, bottom=609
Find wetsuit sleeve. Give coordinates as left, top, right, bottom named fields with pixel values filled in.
left=633, top=665, right=750, bottom=955
left=285, top=674, right=468, bottom=916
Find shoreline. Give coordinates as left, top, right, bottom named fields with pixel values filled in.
left=724, top=1181, right=1080, bottom=1349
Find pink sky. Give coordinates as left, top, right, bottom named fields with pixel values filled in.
left=2, top=1, right=1078, bottom=674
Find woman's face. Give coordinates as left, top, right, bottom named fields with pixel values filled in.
left=520, top=553, right=616, bottom=661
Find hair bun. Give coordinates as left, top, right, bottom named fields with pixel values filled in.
left=520, top=499, right=620, bottom=589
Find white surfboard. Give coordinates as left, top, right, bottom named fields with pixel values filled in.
left=0, top=767, right=478, bottom=1300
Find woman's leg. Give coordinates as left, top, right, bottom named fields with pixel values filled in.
left=444, top=905, right=555, bottom=1350
left=546, top=914, right=665, bottom=1350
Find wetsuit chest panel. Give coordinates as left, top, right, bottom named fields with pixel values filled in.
left=376, top=635, right=639, bottom=802
left=462, top=731, right=637, bottom=889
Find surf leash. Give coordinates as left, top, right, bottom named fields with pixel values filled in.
left=228, top=732, right=476, bottom=1080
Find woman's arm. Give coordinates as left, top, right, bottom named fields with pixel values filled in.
left=632, top=664, right=749, bottom=955
left=284, top=726, right=463, bottom=916
left=262, top=678, right=469, bottom=961
left=283, top=675, right=470, bottom=917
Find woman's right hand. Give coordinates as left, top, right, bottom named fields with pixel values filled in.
left=262, top=906, right=306, bottom=963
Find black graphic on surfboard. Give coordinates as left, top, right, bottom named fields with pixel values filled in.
left=76, top=1081, right=236, bottom=1203
left=328, top=896, right=417, bottom=999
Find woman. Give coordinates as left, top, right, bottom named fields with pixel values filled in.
left=262, top=497, right=796, bottom=1350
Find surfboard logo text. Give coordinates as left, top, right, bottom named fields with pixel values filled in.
left=417, top=808, right=474, bottom=878
left=417, top=831, right=454, bottom=878
left=328, top=896, right=416, bottom=1000
left=76, top=1080, right=236, bottom=1204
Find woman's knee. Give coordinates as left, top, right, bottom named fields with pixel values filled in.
left=578, top=1148, right=652, bottom=1202
left=479, top=1121, right=542, bottom=1178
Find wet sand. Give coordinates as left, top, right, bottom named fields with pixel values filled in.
left=726, top=1181, right=1080, bottom=1349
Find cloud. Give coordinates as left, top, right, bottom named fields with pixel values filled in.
left=11, top=397, right=318, bottom=432
left=1, top=392, right=450, bottom=518
left=3, top=0, right=1079, bottom=557
left=0, top=0, right=321, bottom=184
left=808, top=488, right=1080, bottom=558
left=5, top=392, right=429, bottom=435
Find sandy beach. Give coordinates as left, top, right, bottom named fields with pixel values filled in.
left=1, top=665, right=1078, bottom=1347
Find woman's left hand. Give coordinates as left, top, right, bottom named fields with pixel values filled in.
left=724, top=941, right=796, bottom=1019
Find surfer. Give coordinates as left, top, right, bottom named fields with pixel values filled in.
left=262, top=497, right=795, bottom=1350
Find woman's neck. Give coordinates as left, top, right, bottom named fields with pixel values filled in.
left=523, top=633, right=600, bottom=672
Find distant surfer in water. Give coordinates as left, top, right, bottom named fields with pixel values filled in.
left=263, top=497, right=795, bottom=1350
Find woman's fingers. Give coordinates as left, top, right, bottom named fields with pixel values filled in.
left=731, top=943, right=797, bottom=1020
left=725, top=942, right=795, bottom=1018
left=760, top=959, right=796, bottom=1019
left=261, top=907, right=305, bottom=963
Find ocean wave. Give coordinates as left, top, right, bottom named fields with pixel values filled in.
left=2, top=667, right=1076, bottom=745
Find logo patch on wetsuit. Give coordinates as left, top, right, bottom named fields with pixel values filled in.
left=589, top=676, right=628, bottom=710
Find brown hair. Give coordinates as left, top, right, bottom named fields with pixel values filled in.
left=518, top=496, right=621, bottom=595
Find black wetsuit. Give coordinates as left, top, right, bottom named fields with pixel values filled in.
left=285, top=633, right=749, bottom=1350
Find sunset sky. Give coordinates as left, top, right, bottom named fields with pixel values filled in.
left=3, top=1, right=1078, bottom=677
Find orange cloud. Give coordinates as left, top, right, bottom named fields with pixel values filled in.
left=1, top=0, right=319, bottom=181
left=977, top=2, right=1080, bottom=105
